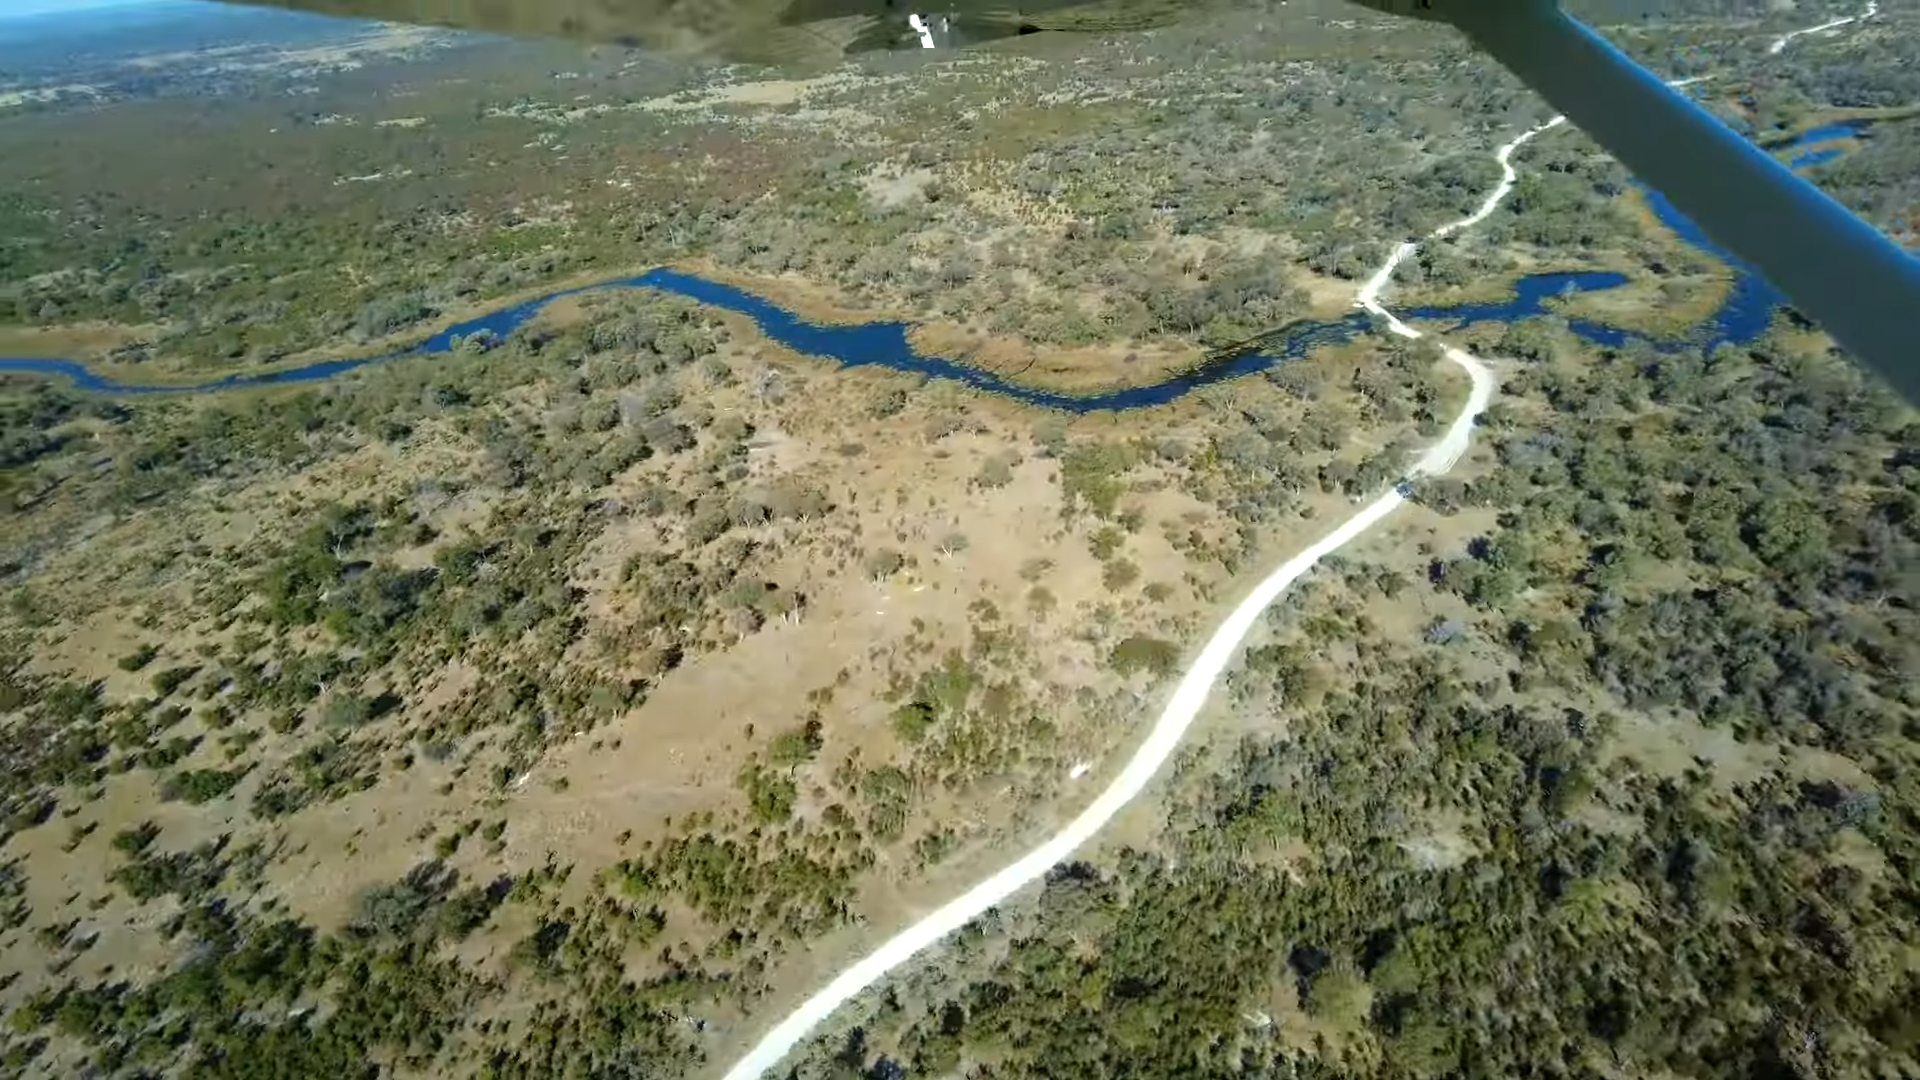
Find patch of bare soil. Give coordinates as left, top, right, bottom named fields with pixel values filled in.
left=676, top=262, right=1216, bottom=395
left=0, top=321, right=173, bottom=361
left=909, top=321, right=1202, bottom=393
left=1, top=281, right=1441, bottom=1067
left=679, top=260, right=890, bottom=325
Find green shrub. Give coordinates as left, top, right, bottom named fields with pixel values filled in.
left=736, top=763, right=796, bottom=824
left=891, top=701, right=936, bottom=743
left=864, top=549, right=905, bottom=580
left=1060, top=442, right=1138, bottom=517
left=150, top=667, right=196, bottom=698
left=110, top=821, right=160, bottom=857
left=976, top=456, right=1014, bottom=488
left=117, top=644, right=160, bottom=672
left=1109, top=635, right=1180, bottom=677
left=160, top=768, right=247, bottom=805
left=768, top=720, right=823, bottom=766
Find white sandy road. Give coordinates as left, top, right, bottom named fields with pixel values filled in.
left=719, top=95, right=1515, bottom=1080
left=1770, top=0, right=1877, bottom=54
left=719, top=8, right=1875, bottom=1077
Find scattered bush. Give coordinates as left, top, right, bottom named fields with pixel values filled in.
left=160, top=768, right=247, bottom=805
left=117, top=645, right=160, bottom=672
left=891, top=701, right=936, bottom=743
left=1108, top=635, right=1180, bottom=678
left=150, top=667, right=196, bottom=698
left=864, top=549, right=905, bottom=579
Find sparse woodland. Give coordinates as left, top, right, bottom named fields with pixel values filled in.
left=0, top=1, right=1915, bottom=1078
left=787, top=303, right=1919, bottom=1080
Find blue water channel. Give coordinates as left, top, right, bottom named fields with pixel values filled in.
left=0, top=124, right=1880, bottom=410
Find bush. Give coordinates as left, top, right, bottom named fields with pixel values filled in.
left=864, top=549, right=905, bottom=580
left=508, top=919, right=572, bottom=974
left=0, top=675, right=27, bottom=713
left=861, top=766, right=912, bottom=838
left=686, top=504, right=731, bottom=546
left=976, top=456, right=1014, bottom=488
left=1109, top=635, right=1180, bottom=677
left=117, top=644, right=160, bottom=672
left=324, top=691, right=399, bottom=726
left=323, top=694, right=370, bottom=729
left=111, top=821, right=161, bottom=857
left=348, top=862, right=454, bottom=942
left=891, top=700, right=936, bottom=742
left=6, top=796, right=56, bottom=831
left=160, top=768, right=247, bottom=805
left=768, top=720, right=824, bottom=766
left=437, top=878, right=510, bottom=939
left=1060, top=442, right=1137, bottom=517
left=355, top=292, right=433, bottom=339
left=150, top=667, right=196, bottom=698
left=736, top=763, right=797, bottom=824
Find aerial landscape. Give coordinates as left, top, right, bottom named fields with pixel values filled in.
left=0, top=0, right=1915, bottom=1078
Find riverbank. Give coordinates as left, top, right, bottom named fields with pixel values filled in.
left=0, top=251, right=1481, bottom=403
left=0, top=114, right=1890, bottom=405
left=1546, top=186, right=1739, bottom=339
left=714, top=91, right=1527, bottom=1080
left=712, top=14, right=1900, bottom=1070
left=0, top=260, right=648, bottom=390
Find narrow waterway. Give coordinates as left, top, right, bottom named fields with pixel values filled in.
left=0, top=125, right=1871, bottom=405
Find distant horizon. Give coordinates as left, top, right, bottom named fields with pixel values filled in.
left=0, top=0, right=198, bottom=21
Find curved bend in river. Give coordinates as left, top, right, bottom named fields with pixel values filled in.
left=0, top=124, right=1872, bottom=406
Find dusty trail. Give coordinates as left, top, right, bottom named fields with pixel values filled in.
left=718, top=7, right=1875, bottom=1077
left=1770, top=0, right=1876, bottom=54
left=720, top=77, right=1509, bottom=1080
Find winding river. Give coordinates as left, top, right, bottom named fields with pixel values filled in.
left=0, top=126, right=1870, bottom=407
left=715, top=89, right=1894, bottom=1080
left=0, top=29, right=1898, bottom=1080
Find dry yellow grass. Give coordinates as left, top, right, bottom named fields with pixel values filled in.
left=2, top=295, right=1425, bottom=1035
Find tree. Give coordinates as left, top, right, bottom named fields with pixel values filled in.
left=891, top=701, right=935, bottom=743
left=1307, top=959, right=1372, bottom=1031
left=348, top=862, right=458, bottom=942
left=768, top=720, right=823, bottom=767
left=864, top=549, right=904, bottom=580
left=1108, top=636, right=1179, bottom=677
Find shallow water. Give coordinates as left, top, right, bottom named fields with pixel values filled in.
left=0, top=123, right=1874, bottom=408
